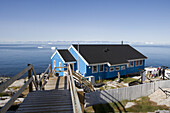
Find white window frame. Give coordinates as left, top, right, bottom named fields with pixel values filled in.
left=116, top=66, right=120, bottom=71
left=136, top=60, right=139, bottom=67
left=92, top=65, right=98, bottom=73
left=140, top=60, right=143, bottom=66
left=130, top=61, right=134, bottom=67
left=59, top=62, right=61, bottom=70
left=54, top=60, right=56, bottom=67
left=121, top=66, right=125, bottom=70
left=110, top=67, right=114, bottom=72
left=99, top=65, right=104, bottom=72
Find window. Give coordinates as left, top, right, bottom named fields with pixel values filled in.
left=99, top=65, right=104, bottom=72
left=92, top=66, right=98, bottom=73
left=110, top=67, right=114, bottom=72
left=121, top=66, right=125, bottom=70
left=54, top=60, right=56, bottom=67
left=127, top=63, right=129, bottom=68
left=105, top=67, right=107, bottom=72
left=140, top=60, right=143, bottom=66
left=130, top=61, right=134, bottom=67
left=136, top=61, right=139, bottom=66
left=116, top=66, right=120, bottom=71
left=59, top=62, right=61, bottom=70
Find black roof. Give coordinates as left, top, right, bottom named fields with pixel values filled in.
left=58, top=49, right=76, bottom=62
left=72, top=44, right=147, bottom=65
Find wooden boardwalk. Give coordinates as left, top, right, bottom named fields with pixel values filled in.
left=16, top=76, right=73, bottom=113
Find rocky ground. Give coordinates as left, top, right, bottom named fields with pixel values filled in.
left=149, top=88, right=170, bottom=107
left=0, top=78, right=27, bottom=107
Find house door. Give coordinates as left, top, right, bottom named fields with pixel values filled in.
left=70, top=63, right=74, bottom=72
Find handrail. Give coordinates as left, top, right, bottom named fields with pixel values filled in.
left=38, top=64, right=50, bottom=84
left=73, top=72, right=95, bottom=92
left=67, top=64, right=82, bottom=113
left=0, top=65, right=32, bottom=93
left=0, top=64, right=38, bottom=113
left=38, top=64, right=52, bottom=90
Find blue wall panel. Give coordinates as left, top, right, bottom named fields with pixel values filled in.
left=52, top=52, right=65, bottom=76
left=126, top=60, right=145, bottom=75
left=69, top=47, right=86, bottom=75
left=85, top=64, right=128, bottom=80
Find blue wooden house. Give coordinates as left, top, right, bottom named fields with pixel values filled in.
left=51, top=44, right=147, bottom=80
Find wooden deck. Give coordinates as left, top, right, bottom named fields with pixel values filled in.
left=16, top=76, right=73, bottom=113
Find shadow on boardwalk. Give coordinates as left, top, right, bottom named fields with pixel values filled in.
left=55, top=76, right=68, bottom=90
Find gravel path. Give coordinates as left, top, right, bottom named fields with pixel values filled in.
left=149, top=88, right=170, bottom=107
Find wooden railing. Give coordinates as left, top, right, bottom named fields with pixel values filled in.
left=67, top=64, right=82, bottom=113
left=38, top=64, right=52, bottom=90
left=0, top=64, right=52, bottom=113
left=73, top=72, right=95, bottom=92
left=54, top=66, right=68, bottom=72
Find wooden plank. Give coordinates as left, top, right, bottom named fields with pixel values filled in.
left=0, top=77, right=33, bottom=113
left=16, top=108, right=73, bottom=113
left=19, top=102, right=72, bottom=107
left=0, top=65, right=32, bottom=93
left=20, top=100, right=72, bottom=105
left=55, top=67, right=68, bottom=69
left=18, top=105, right=72, bottom=110
left=16, top=111, right=73, bottom=113
left=23, top=97, right=72, bottom=102
left=28, top=64, right=33, bottom=92
left=68, top=64, right=82, bottom=113
left=31, top=66, right=38, bottom=83
left=17, top=107, right=73, bottom=112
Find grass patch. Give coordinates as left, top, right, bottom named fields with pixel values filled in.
left=84, top=96, right=169, bottom=112
left=122, top=77, right=137, bottom=83
left=8, top=86, right=21, bottom=90
left=0, top=92, right=10, bottom=97
left=100, top=86, right=116, bottom=90
left=95, top=77, right=137, bottom=84
left=127, top=96, right=169, bottom=112
left=85, top=100, right=128, bottom=113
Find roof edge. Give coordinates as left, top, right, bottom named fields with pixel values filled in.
left=69, top=45, right=89, bottom=66
left=51, top=49, right=66, bottom=63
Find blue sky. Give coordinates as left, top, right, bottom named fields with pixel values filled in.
left=0, top=0, right=170, bottom=44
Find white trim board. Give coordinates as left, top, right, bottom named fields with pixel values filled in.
left=51, top=50, right=57, bottom=59
left=68, top=45, right=89, bottom=66
left=127, top=58, right=146, bottom=62
left=51, top=49, right=65, bottom=63
left=65, top=61, right=76, bottom=64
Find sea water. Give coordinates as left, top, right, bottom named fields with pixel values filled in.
left=0, top=44, right=170, bottom=77
left=0, top=44, right=69, bottom=77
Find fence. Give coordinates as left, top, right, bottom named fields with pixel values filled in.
left=85, top=80, right=170, bottom=107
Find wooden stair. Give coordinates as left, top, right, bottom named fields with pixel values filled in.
left=16, top=76, right=73, bottom=113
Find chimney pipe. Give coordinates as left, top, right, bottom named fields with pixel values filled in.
left=121, top=41, right=123, bottom=45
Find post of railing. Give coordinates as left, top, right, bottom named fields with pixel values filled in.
left=28, top=64, right=33, bottom=92
left=49, top=64, right=52, bottom=77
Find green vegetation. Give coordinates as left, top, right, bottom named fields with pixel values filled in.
left=100, top=86, right=116, bottom=90
left=8, top=86, right=21, bottom=90
left=127, top=97, right=169, bottom=112
left=95, top=77, right=137, bottom=84
left=0, top=92, right=10, bottom=97
left=85, top=96, right=169, bottom=113
left=122, top=77, right=137, bottom=83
